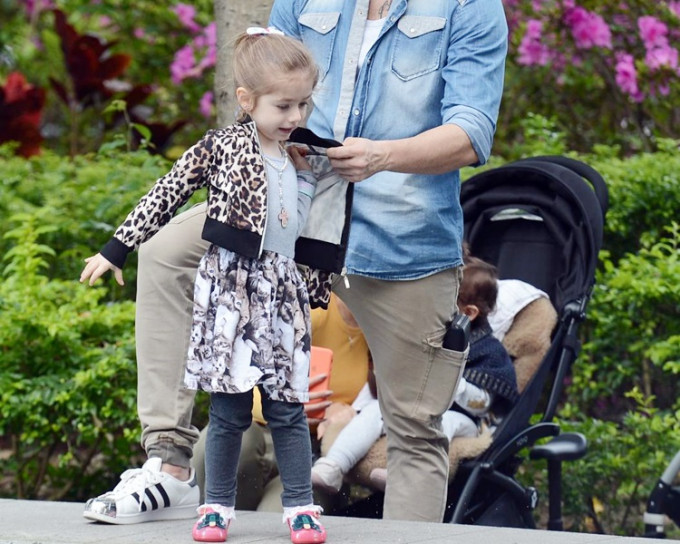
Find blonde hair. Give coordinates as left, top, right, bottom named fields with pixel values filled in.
left=233, top=31, right=319, bottom=121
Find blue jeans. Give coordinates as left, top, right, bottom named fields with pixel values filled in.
left=204, top=386, right=313, bottom=508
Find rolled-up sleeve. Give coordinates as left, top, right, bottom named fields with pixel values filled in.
left=442, top=0, right=508, bottom=165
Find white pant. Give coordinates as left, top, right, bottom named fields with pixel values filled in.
left=326, top=398, right=478, bottom=474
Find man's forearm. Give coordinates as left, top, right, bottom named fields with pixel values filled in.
left=377, top=124, right=478, bottom=175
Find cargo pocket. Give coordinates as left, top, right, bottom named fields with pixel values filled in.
left=411, top=327, right=468, bottom=421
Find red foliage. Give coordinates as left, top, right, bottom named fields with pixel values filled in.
left=50, top=9, right=132, bottom=108
left=132, top=119, right=188, bottom=154
left=47, top=9, right=187, bottom=156
left=0, top=72, right=46, bottom=157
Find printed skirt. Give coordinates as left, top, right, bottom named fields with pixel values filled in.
left=184, top=245, right=311, bottom=403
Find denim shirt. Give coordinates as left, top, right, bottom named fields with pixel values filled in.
left=270, top=0, right=508, bottom=279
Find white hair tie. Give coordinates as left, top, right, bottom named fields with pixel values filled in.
left=246, top=26, right=285, bottom=36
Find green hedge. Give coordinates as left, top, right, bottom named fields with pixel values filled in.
left=0, top=145, right=205, bottom=500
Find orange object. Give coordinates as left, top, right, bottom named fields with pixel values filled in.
left=306, top=346, right=333, bottom=419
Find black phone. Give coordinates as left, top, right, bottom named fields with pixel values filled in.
left=443, top=313, right=470, bottom=351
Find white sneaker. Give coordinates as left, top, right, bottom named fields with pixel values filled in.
left=83, top=457, right=200, bottom=524
left=311, top=458, right=343, bottom=494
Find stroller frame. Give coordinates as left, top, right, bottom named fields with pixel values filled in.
left=643, top=449, right=680, bottom=538
left=445, top=155, right=608, bottom=530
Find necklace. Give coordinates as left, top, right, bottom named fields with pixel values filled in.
left=263, top=146, right=290, bottom=228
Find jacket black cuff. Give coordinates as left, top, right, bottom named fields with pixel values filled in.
left=100, top=237, right=133, bottom=269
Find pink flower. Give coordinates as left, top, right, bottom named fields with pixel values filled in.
left=638, top=16, right=669, bottom=49
left=657, top=83, right=671, bottom=96
left=133, top=27, right=146, bottom=39
left=24, top=0, right=54, bottom=18
left=203, top=22, right=217, bottom=45
left=615, top=52, right=643, bottom=101
left=526, top=18, right=543, bottom=40
left=173, top=3, right=201, bottom=33
left=518, top=19, right=552, bottom=65
left=645, top=44, right=679, bottom=71
left=565, top=7, right=612, bottom=49
left=170, top=45, right=197, bottom=84
left=670, top=2, right=680, bottom=18
left=196, top=23, right=217, bottom=70
left=199, top=91, right=214, bottom=119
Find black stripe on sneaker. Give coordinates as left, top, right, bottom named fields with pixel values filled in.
left=155, top=483, right=171, bottom=508
left=145, top=488, right=158, bottom=510
left=132, top=492, right=140, bottom=504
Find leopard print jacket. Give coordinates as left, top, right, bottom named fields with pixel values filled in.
left=100, top=120, right=350, bottom=308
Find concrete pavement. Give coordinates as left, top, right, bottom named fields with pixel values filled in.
left=0, top=498, right=668, bottom=544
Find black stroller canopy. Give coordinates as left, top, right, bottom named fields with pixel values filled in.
left=461, top=156, right=608, bottom=313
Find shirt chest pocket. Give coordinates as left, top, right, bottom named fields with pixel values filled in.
left=299, top=12, right=340, bottom=80
left=391, top=15, right=447, bottom=81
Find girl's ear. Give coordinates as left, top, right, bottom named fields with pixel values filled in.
left=236, top=86, right=254, bottom=112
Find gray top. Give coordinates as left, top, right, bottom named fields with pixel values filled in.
left=262, top=153, right=316, bottom=258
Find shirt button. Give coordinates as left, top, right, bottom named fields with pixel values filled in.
left=410, top=28, right=416, bottom=33
left=322, top=25, right=327, bottom=30
left=353, top=109, right=360, bottom=116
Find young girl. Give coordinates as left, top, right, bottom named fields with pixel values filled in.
left=80, top=28, right=327, bottom=544
left=312, top=256, right=519, bottom=495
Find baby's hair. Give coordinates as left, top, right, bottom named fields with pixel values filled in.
left=458, top=256, right=499, bottom=320
left=233, top=31, right=319, bottom=120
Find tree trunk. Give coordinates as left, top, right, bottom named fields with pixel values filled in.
left=214, top=0, right=274, bottom=127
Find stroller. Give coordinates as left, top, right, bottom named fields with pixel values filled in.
left=443, top=155, right=609, bottom=529
left=643, top=450, right=680, bottom=538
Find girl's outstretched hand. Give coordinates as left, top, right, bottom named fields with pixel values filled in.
left=80, top=253, right=124, bottom=286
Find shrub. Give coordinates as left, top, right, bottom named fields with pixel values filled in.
left=501, top=1, right=680, bottom=155
left=555, top=398, right=680, bottom=536
left=1, top=2, right=215, bottom=156
left=586, top=138, right=680, bottom=262
left=0, top=210, right=139, bottom=500
left=0, top=146, right=207, bottom=499
left=575, top=224, right=680, bottom=417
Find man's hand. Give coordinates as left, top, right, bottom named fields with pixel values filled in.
left=326, top=137, right=388, bottom=182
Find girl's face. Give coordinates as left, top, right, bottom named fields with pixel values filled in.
left=238, top=69, right=314, bottom=154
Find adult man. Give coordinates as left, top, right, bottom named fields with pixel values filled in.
left=84, top=0, right=507, bottom=525
left=270, top=0, right=507, bottom=522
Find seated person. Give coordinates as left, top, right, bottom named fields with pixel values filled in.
left=488, top=278, right=551, bottom=392
left=311, top=256, right=519, bottom=494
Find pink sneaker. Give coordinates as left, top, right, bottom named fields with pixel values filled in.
left=192, top=505, right=230, bottom=542
left=288, top=511, right=326, bottom=544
